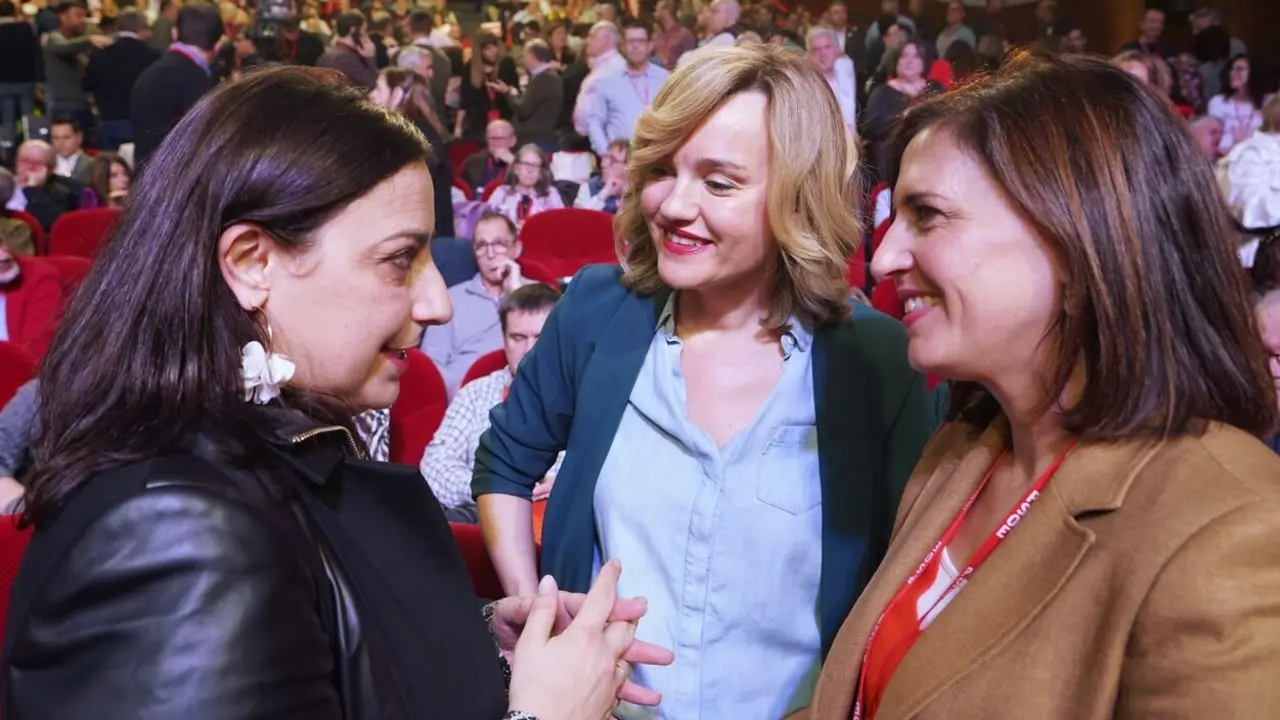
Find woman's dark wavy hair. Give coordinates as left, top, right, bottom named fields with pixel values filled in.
left=22, top=67, right=431, bottom=527
left=887, top=50, right=1278, bottom=441
left=1218, top=54, right=1271, bottom=109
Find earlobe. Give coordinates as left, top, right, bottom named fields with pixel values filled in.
left=218, top=223, right=275, bottom=312
left=511, top=241, right=523, bottom=260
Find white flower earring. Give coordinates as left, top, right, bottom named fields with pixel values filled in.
left=241, top=318, right=295, bottom=405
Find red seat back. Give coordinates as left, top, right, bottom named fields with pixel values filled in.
left=845, top=251, right=866, bottom=291
left=480, top=177, right=504, bottom=202
left=388, top=349, right=448, bottom=465
left=870, top=218, right=891, bottom=256
left=871, top=281, right=904, bottom=320
left=446, top=140, right=482, bottom=174
left=518, top=256, right=559, bottom=286
left=5, top=211, right=46, bottom=255
left=518, top=208, right=616, bottom=281
left=39, top=255, right=93, bottom=298
left=0, top=343, right=35, bottom=407
left=0, top=515, right=33, bottom=637
left=462, top=349, right=507, bottom=388
left=48, top=208, right=120, bottom=259
left=449, top=522, right=504, bottom=599
left=452, top=176, right=474, bottom=202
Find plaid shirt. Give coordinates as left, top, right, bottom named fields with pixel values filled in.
left=420, top=368, right=564, bottom=508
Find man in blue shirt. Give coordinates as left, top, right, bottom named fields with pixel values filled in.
left=587, top=19, right=668, bottom=157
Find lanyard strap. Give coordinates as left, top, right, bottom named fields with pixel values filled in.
left=852, top=440, right=1077, bottom=720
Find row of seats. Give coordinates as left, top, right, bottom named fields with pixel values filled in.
left=6, top=208, right=120, bottom=258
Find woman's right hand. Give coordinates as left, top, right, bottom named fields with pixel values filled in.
left=508, top=561, right=643, bottom=720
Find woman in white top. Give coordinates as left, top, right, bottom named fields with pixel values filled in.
left=1208, top=54, right=1272, bottom=156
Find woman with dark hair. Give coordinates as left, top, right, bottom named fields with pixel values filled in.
left=371, top=66, right=456, bottom=237
left=84, top=152, right=132, bottom=209
left=863, top=39, right=943, bottom=180
left=456, top=30, right=519, bottom=140
left=545, top=20, right=576, bottom=67
left=805, top=51, right=1280, bottom=720
left=1208, top=54, right=1275, bottom=156
left=2, top=67, right=671, bottom=719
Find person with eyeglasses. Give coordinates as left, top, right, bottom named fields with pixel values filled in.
left=460, top=119, right=519, bottom=196
left=485, top=143, right=565, bottom=229
left=421, top=211, right=533, bottom=396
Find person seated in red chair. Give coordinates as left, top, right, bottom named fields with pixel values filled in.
left=573, top=139, right=629, bottom=215
left=420, top=283, right=561, bottom=524
left=0, top=169, right=37, bottom=256
left=0, top=240, right=62, bottom=361
left=420, top=211, right=532, bottom=395
left=4, top=140, right=83, bottom=233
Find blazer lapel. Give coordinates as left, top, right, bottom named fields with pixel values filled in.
left=812, top=422, right=1169, bottom=720
left=873, top=488, right=1094, bottom=720
left=811, top=422, right=1006, bottom=719
left=540, top=285, right=670, bottom=593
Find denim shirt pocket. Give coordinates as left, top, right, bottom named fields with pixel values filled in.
left=755, top=425, right=822, bottom=515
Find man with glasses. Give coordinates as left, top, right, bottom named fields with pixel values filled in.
left=421, top=212, right=529, bottom=396
left=587, top=19, right=667, bottom=156
left=459, top=119, right=517, bottom=195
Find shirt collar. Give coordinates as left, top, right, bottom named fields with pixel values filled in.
left=169, top=42, right=211, bottom=75
left=591, top=49, right=621, bottom=70
left=656, top=291, right=809, bottom=359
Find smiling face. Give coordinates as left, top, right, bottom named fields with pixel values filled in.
left=640, top=90, right=776, bottom=294
left=871, top=126, right=1062, bottom=381
left=263, top=164, right=451, bottom=411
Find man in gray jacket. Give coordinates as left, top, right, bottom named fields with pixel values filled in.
left=43, top=0, right=111, bottom=145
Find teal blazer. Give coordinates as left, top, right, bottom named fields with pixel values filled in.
left=473, top=265, right=940, bottom=655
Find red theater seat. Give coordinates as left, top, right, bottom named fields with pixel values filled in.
left=0, top=342, right=35, bottom=407
left=0, top=515, right=33, bottom=639
left=388, top=349, right=448, bottom=466
left=518, top=208, right=616, bottom=281
left=47, top=208, right=120, bottom=259
left=462, top=349, right=507, bottom=388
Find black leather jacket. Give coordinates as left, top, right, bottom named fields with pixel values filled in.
left=3, top=416, right=509, bottom=718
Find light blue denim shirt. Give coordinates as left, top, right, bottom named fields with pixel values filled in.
left=594, top=294, right=823, bottom=719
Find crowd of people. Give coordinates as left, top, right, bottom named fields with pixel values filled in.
left=0, top=0, right=1278, bottom=718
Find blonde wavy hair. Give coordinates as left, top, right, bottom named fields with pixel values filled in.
left=615, top=43, right=862, bottom=332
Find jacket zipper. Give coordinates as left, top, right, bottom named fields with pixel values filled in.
left=289, top=426, right=368, bottom=461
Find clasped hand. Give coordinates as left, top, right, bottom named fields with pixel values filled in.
left=492, top=560, right=675, bottom=718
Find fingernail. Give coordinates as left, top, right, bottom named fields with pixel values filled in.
left=538, top=574, right=556, bottom=594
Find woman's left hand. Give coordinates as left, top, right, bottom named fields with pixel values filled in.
left=491, top=589, right=673, bottom=706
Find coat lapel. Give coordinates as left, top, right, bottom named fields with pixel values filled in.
left=813, top=421, right=1167, bottom=720
left=811, top=422, right=1006, bottom=718
left=540, top=285, right=670, bottom=593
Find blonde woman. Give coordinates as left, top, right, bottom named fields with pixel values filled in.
left=474, top=44, right=938, bottom=719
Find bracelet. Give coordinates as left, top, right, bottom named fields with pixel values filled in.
left=481, top=602, right=514, bottom=687
left=504, top=713, right=539, bottom=720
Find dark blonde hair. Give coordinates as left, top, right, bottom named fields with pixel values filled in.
left=616, top=43, right=861, bottom=332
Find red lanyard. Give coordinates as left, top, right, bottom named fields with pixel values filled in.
left=852, top=440, right=1077, bottom=720
left=628, top=72, right=650, bottom=105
